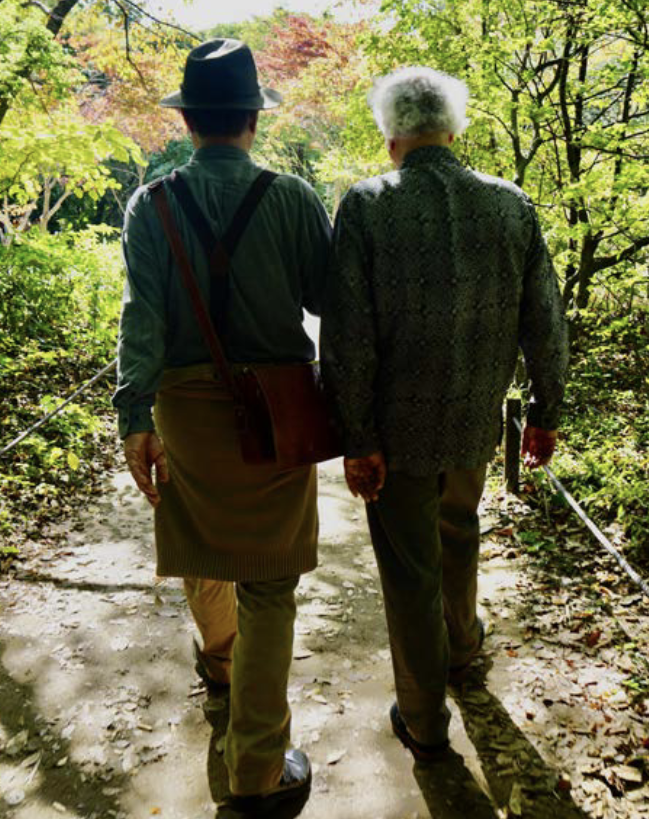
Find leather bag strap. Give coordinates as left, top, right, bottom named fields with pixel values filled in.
left=151, top=184, right=240, bottom=400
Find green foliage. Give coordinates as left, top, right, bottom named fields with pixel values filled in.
left=145, top=137, right=193, bottom=183
left=518, top=303, right=649, bottom=564
left=0, top=342, right=120, bottom=557
left=0, top=227, right=123, bottom=351
left=0, top=226, right=123, bottom=560
left=0, top=0, right=77, bottom=113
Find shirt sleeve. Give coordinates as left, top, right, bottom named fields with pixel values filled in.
left=297, top=180, right=332, bottom=316
left=111, top=187, right=168, bottom=439
left=519, top=199, right=570, bottom=430
left=320, top=189, right=382, bottom=457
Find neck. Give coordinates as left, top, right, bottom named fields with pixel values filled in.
left=191, top=133, right=253, bottom=152
left=388, top=131, right=454, bottom=168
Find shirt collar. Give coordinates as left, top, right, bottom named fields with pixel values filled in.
left=401, top=145, right=461, bottom=169
left=190, top=145, right=252, bottom=163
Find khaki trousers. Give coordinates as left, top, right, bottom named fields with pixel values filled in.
left=184, top=575, right=298, bottom=795
left=366, top=465, right=487, bottom=745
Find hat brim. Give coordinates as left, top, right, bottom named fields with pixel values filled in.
left=160, top=87, right=282, bottom=110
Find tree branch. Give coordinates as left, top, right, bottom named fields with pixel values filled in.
left=593, top=235, right=649, bottom=273
left=20, top=1, right=51, bottom=15
left=116, top=0, right=200, bottom=41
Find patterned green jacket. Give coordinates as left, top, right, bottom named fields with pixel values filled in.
left=321, top=145, right=569, bottom=476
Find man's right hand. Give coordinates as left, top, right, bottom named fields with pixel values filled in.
left=344, top=452, right=386, bottom=502
left=124, top=431, right=169, bottom=507
left=522, top=426, right=557, bottom=469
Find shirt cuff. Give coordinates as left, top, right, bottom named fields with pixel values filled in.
left=118, top=405, right=155, bottom=439
left=526, top=400, right=561, bottom=431
left=344, top=430, right=382, bottom=459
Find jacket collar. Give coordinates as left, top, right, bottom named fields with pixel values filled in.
left=401, top=145, right=461, bottom=169
left=191, top=145, right=252, bottom=163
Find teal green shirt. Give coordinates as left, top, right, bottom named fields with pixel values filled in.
left=112, top=146, right=332, bottom=438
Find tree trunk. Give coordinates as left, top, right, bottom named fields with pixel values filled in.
left=576, top=235, right=600, bottom=310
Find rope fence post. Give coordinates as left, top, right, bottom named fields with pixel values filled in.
left=504, top=397, right=522, bottom=493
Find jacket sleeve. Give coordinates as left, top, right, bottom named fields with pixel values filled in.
left=112, top=188, right=167, bottom=439
left=519, top=199, right=569, bottom=430
left=320, top=189, right=382, bottom=457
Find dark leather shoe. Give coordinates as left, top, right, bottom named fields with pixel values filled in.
left=448, top=618, right=486, bottom=686
left=225, top=749, right=311, bottom=816
left=390, top=703, right=449, bottom=763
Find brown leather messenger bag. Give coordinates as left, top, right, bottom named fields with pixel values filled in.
left=151, top=171, right=341, bottom=468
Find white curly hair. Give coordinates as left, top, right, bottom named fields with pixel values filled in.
left=369, top=66, right=469, bottom=139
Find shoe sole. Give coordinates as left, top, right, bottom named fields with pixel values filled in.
left=226, top=770, right=311, bottom=816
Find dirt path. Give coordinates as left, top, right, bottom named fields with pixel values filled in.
left=1, top=459, right=647, bottom=819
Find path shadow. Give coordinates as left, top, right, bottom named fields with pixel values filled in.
left=0, top=639, right=127, bottom=817
left=412, top=749, right=498, bottom=819
left=450, top=664, right=590, bottom=819
left=11, top=569, right=153, bottom=594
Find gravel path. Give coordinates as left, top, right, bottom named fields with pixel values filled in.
left=1, top=459, right=647, bottom=819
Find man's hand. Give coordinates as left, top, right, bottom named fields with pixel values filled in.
left=522, top=426, right=558, bottom=469
left=344, top=452, right=386, bottom=502
left=124, top=432, right=169, bottom=507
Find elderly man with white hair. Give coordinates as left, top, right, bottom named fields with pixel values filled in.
left=321, top=67, right=568, bottom=761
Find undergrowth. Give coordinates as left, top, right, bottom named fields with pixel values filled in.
left=0, top=228, right=123, bottom=566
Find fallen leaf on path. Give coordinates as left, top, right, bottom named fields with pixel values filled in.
left=509, top=782, right=523, bottom=815
left=21, top=751, right=42, bottom=768
left=5, top=729, right=29, bottom=756
left=327, top=749, right=347, bottom=765
left=611, top=765, right=643, bottom=784
left=585, top=629, right=602, bottom=648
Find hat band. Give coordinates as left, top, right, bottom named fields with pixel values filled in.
left=180, top=82, right=261, bottom=105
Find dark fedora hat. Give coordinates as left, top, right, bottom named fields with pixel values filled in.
left=160, top=39, right=282, bottom=110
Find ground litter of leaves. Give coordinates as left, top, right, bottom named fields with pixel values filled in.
left=1, top=459, right=648, bottom=819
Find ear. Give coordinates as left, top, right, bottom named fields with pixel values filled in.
left=180, top=109, right=192, bottom=131
left=448, top=133, right=455, bottom=144
left=249, top=111, right=259, bottom=135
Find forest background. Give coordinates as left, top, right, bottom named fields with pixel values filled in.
left=0, top=0, right=647, bottom=577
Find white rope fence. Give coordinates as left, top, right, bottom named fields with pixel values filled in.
left=512, top=416, right=649, bottom=599
left=0, top=359, right=117, bottom=457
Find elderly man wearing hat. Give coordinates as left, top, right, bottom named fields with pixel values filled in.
left=113, top=40, right=331, bottom=815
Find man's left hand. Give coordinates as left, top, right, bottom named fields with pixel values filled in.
left=344, top=452, right=386, bottom=502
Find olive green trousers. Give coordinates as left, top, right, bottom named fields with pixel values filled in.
left=184, top=575, right=299, bottom=795
left=366, top=465, right=487, bottom=745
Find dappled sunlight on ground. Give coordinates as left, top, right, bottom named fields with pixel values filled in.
left=1, top=458, right=647, bottom=818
